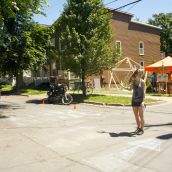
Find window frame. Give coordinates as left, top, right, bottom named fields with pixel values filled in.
left=140, top=60, right=144, bottom=69
left=51, top=38, right=55, bottom=47
left=139, top=41, right=144, bottom=55
left=59, top=39, right=65, bottom=52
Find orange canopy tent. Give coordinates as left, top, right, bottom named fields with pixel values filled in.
left=145, top=56, right=172, bottom=73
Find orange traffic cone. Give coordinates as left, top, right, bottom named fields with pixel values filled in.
left=73, top=103, right=77, bottom=110
left=42, top=99, right=45, bottom=105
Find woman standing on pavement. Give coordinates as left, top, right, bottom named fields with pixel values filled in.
left=130, top=69, right=146, bottom=135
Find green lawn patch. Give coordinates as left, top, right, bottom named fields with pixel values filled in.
left=147, top=93, right=172, bottom=97
left=85, top=95, right=132, bottom=105
left=0, top=85, right=14, bottom=92
left=0, top=83, right=49, bottom=95
left=21, top=88, right=47, bottom=95
left=20, top=83, right=48, bottom=95
left=93, top=88, right=131, bottom=95
left=73, top=94, right=160, bottom=106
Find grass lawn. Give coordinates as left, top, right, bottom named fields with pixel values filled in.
left=73, top=94, right=160, bottom=105
left=70, top=88, right=131, bottom=95
left=93, top=88, right=131, bottom=94
left=147, top=93, right=172, bottom=97
left=0, top=84, right=47, bottom=95
left=20, top=89, right=47, bottom=95
left=0, top=85, right=14, bottom=92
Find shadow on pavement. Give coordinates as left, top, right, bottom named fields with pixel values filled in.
left=0, top=104, right=23, bottom=110
left=157, top=133, right=172, bottom=140
left=145, top=122, right=172, bottom=128
left=0, top=104, right=11, bottom=109
left=0, top=115, right=10, bottom=119
left=97, top=130, right=136, bottom=137
left=26, top=98, right=80, bottom=105
left=0, top=104, right=23, bottom=118
left=0, top=110, right=16, bottom=119
left=26, top=99, right=47, bottom=104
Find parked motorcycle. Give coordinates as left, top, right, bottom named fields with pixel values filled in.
left=47, top=83, right=73, bottom=105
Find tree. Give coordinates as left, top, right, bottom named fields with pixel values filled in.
left=0, top=0, right=52, bottom=89
left=0, top=0, right=47, bottom=44
left=148, top=13, right=172, bottom=56
left=54, top=0, right=118, bottom=95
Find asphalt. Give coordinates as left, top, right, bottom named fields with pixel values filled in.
left=0, top=94, right=172, bottom=172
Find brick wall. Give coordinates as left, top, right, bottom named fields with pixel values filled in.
left=111, top=12, right=160, bottom=66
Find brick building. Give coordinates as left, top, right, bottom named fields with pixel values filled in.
left=102, top=9, right=161, bottom=86
left=112, top=10, right=160, bottom=66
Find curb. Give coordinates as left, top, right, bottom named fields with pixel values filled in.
left=83, top=100, right=165, bottom=107
left=145, top=100, right=166, bottom=106
left=84, top=101, right=130, bottom=107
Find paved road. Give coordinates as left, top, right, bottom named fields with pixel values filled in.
left=0, top=95, right=172, bottom=172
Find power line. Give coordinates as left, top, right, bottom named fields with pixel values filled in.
left=114, top=0, right=142, bottom=11
left=105, top=0, right=119, bottom=6
left=126, top=0, right=141, bottom=12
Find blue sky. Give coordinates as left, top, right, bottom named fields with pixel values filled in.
left=34, top=0, right=172, bottom=25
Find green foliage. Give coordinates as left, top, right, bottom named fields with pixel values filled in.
left=0, top=21, right=52, bottom=75
left=148, top=13, right=172, bottom=56
left=0, top=0, right=54, bottom=89
left=27, top=25, right=53, bottom=71
left=146, top=73, right=152, bottom=89
left=0, top=0, right=47, bottom=22
left=54, top=0, right=118, bottom=77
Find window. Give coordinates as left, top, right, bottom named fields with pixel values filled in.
left=160, top=51, right=165, bottom=59
left=52, top=62, right=56, bottom=70
left=140, top=61, right=144, bottom=69
left=139, top=41, right=144, bottom=55
left=59, top=39, right=65, bottom=51
left=51, top=38, right=55, bottom=46
left=115, top=41, right=121, bottom=56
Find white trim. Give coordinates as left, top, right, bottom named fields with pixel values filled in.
left=131, top=21, right=161, bottom=30
left=139, top=41, right=144, bottom=55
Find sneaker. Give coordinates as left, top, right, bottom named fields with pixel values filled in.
left=133, top=127, right=140, bottom=134
left=136, top=128, right=144, bottom=135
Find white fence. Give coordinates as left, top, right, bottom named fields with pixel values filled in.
left=23, top=77, right=49, bottom=86
left=0, top=77, right=49, bottom=86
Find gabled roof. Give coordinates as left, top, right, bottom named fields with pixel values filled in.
left=109, top=8, right=161, bottom=30
left=107, top=8, right=134, bottom=17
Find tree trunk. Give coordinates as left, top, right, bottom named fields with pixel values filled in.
left=16, top=71, right=24, bottom=91
left=81, top=59, right=86, bottom=96
left=81, top=69, right=86, bottom=96
left=49, top=64, right=52, bottom=76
